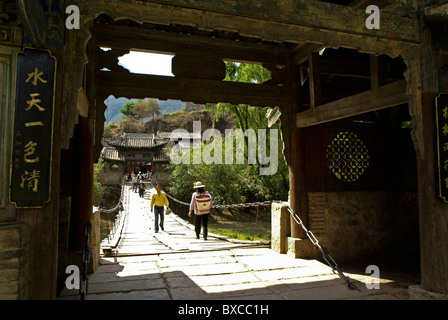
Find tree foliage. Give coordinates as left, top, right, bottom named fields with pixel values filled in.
left=209, top=62, right=272, bottom=132
left=93, top=158, right=105, bottom=206
left=133, top=98, right=161, bottom=122
left=120, top=101, right=137, bottom=118
left=168, top=61, right=289, bottom=205
left=105, top=98, right=162, bottom=136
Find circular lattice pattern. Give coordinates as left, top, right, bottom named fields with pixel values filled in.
left=326, top=132, right=370, bottom=182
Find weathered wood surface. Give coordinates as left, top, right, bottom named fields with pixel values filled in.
left=62, top=0, right=424, bottom=148
left=117, top=0, right=420, bottom=42
left=96, top=71, right=287, bottom=107
left=308, top=52, right=322, bottom=109
left=75, top=0, right=420, bottom=56
left=297, top=79, right=407, bottom=128
left=94, top=23, right=292, bottom=65
left=417, top=92, right=448, bottom=294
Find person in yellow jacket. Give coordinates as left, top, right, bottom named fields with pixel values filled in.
left=150, top=185, right=169, bottom=233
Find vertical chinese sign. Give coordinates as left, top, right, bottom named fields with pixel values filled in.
left=436, top=92, right=448, bottom=204
left=10, top=48, right=56, bottom=208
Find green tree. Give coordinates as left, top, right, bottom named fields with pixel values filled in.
left=168, top=61, right=290, bottom=205
left=120, top=101, right=137, bottom=118
left=167, top=140, right=245, bottom=205
left=93, top=158, right=105, bottom=206
left=210, top=61, right=272, bottom=132
left=133, top=98, right=161, bottom=122
left=212, top=61, right=289, bottom=201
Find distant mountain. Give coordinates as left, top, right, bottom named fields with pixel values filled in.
left=158, top=100, right=187, bottom=114
left=103, top=96, right=186, bottom=125
left=103, top=96, right=137, bottom=125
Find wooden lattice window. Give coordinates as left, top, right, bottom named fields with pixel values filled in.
left=326, top=132, right=370, bottom=182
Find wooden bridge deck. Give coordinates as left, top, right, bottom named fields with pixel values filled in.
left=58, top=184, right=411, bottom=300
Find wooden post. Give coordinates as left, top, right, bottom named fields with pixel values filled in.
left=417, top=92, right=448, bottom=294
left=284, top=63, right=308, bottom=239
left=309, top=52, right=322, bottom=109
left=16, top=53, right=63, bottom=299
left=69, top=107, right=94, bottom=250
left=370, top=54, right=387, bottom=93
left=288, top=126, right=307, bottom=239
left=69, top=37, right=95, bottom=251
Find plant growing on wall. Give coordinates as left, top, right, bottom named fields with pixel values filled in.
left=93, top=158, right=105, bottom=206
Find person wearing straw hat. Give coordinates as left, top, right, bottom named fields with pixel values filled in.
left=150, top=185, right=169, bottom=233
left=188, top=181, right=212, bottom=240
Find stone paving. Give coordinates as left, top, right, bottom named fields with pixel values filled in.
left=58, top=183, right=411, bottom=300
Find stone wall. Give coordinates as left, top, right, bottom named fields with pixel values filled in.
left=0, top=223, right=30, bottom=299
left=100, top=162, right=124, bottom=186
left=272, top=191, right=419, bottom=262
left=153, top=162, right=171, bottom=186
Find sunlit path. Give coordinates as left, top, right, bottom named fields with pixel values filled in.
left=114, top=183, right=255, bottom=256
left=58, top=183, right=411, bottom=300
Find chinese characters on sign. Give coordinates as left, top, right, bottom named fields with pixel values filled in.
left=10, top=48, right=56, bottom=208
left=436, top=93, right=448, bottom=204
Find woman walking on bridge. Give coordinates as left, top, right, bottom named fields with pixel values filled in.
left=188, top=182, right=212, bottom=240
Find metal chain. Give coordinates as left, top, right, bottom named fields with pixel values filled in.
left=213, top=201, right=272, bottom=209
left=154, top=177, right=273, bottom=209
left=149, top=177, right=357, bottom=289
left=164, top=191, right=190, bottom=206
left=80, top=221, right=92, bottom=300
left=98, top=178, right=126, bottom=214
left=164, top=189, right=272, bottom=209
left=284, top=205, right=359, bottom=291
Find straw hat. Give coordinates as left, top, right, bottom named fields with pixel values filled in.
left=193, top=181, right=205, bottom=188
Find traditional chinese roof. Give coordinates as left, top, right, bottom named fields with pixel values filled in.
left=156, top=131, right=202, bottom=141
left=101, top=133, right=172, bottom=162
left=100, top=146, right=125, bottom=162
left=104, top=133, right=168, bottom=150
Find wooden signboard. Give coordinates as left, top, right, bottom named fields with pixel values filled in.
left=10, top=48, right=56, bottom=208
left=436, top=92, right=448, bottom=203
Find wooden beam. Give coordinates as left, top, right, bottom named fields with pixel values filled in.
left=94, top=23, right=291, bottom=65
left=424, top=3, right=448, bottom=24
left=296, top=79, right=407, bottom=127
left=135, top=0, right=419, bottom=43
left=77, top=0, right=420, bottom=62
left=321, top=64, right=370, bottom=79
left=96, top=71, right=287, bottom=107
left=349, top=0, right=391, bottom=9
left=292, top=43, right=324, bottom=65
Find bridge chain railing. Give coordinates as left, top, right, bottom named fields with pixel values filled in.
left=79, top=221, right=92, bottom=300
left=98, top=177, right=126, bottom=214
left=152, top=176, right=358, bottom=291
left=283, top=204, right=359, bottom=291
left=98, top=178, right=128, bottom=249
left=152, top=176, right=272, bottom=241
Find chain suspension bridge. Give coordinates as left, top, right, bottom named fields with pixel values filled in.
left=58, top=180, right=410, bottom=300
